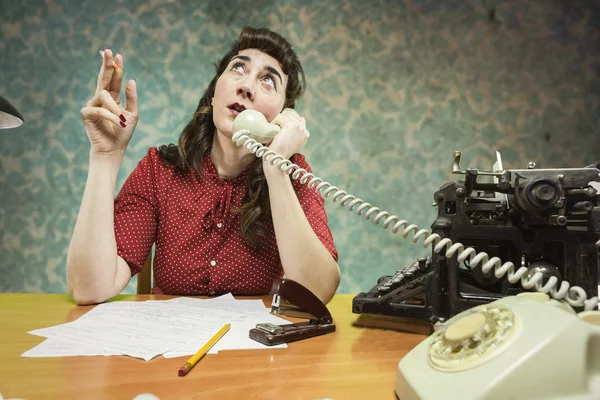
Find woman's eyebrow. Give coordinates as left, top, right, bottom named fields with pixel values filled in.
left=231, top=55, right=283, bottom=86
left=264, top=66, right=283, bottom=86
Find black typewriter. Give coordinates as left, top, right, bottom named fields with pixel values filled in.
left=353, top=151, right=600, bottom=330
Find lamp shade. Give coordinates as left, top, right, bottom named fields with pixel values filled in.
left=0, top=96, right=24, bottom=129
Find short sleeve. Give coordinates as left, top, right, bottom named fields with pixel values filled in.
left=289, top=154, right=339, bottom=262
left=114, top=148, right=159, bottom=276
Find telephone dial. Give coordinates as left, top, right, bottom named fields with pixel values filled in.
left=232, top=109, right=600, bottom=399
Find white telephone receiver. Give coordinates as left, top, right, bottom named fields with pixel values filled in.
left=232, top=108, right=299, bottom=143
left=231, top=112, right=600, bottom=399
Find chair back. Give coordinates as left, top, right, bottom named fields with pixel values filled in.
left=136, top=253, right=153, bottom=294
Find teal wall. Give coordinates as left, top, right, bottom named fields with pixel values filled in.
left=1, top=0, right=599, bottom=295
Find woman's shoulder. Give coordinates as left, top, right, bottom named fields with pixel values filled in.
left=131, top=146, right=182, bottom=181
left=145, top=146, right=160, bottom=160
left=141, top=145, right=179, bottom=171
left=290, top=153, right=312, bottom=172
left=288, top=153, right=323, bottom=200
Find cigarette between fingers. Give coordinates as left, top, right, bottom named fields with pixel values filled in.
left=99, top=50, right=123, bottom=74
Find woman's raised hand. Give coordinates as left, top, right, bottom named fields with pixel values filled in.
left=80, top=49, right=138, bottom=156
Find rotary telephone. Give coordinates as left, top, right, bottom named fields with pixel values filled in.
left=232, top=109, right=600, bottom=399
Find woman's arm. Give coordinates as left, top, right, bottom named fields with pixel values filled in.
left=263, top=162, right=341, bottom=304
left=67, top=152, right=133, bottom=305
left=67, top=49, right=140, bottom=305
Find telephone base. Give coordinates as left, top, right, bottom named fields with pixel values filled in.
left=395, top=295, right=600, bottom=400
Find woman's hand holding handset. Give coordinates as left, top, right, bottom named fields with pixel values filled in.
left=268, top=110, right=309, bottom=160
left=80, top=49, right=138, bottom=157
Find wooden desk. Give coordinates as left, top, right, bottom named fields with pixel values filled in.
left=0, top=294, right=426, bottom=400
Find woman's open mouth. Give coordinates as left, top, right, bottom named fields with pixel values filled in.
left=228, top=103, right=247, bottom=116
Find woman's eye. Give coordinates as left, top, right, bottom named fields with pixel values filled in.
left=262, top=76, right=276, bottom=89
left=231, top=63, right=244, bottom=73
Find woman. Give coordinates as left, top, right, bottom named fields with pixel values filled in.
left=66, top=27, right=340, bottom=306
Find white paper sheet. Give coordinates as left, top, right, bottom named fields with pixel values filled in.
left=162, top=310, right=288, bottom=357
left=21, top=337, right=113, bottom=358
left=22, top=294, right=289, bottom=361
left=152, top=296, right=289, bottom=357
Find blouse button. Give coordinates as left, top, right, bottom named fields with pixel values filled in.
left=216, top=223, right=222, bottom=228
left=210, top=291, right=216, bottom=295
left=210, top=260, right=217, bottom=266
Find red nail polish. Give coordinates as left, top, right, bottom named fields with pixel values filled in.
left=119, top=114, right=127, bottom=123
left=120, top=121, right=126, bottom=128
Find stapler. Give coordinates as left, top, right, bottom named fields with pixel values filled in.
left=249, top=278, right=336, bottom=346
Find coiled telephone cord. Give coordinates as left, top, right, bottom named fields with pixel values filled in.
left=233, top=131, right=600, bottom=311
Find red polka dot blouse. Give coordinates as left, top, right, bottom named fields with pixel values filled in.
left=114, top=147, right=338, bottom=295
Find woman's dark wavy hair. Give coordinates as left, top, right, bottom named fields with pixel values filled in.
left=158, top=26, right=306, bottom=249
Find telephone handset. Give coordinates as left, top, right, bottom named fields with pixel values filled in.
left=232, top=108, right=299, bottom=143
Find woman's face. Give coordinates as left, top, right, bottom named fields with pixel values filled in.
left=212, top=48, right=288, bottom=137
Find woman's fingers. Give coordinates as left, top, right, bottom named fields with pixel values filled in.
left=271, top=112, right=308, bottom=137
left=107, top=52, right=124, bottom=102
left=86, top=90, right=126, bottom=124
left=80, top=106, right=123, bottom=128
left=96, top=49, right=116, bottom=95
left=299, top=117, right=306, bottom=131
left=270, top=113, right=291, bottom=127
left=125, top=79, right=138, bottom=115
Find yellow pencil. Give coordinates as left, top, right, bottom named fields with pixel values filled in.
left=178, top=323, right=231, bottom=377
